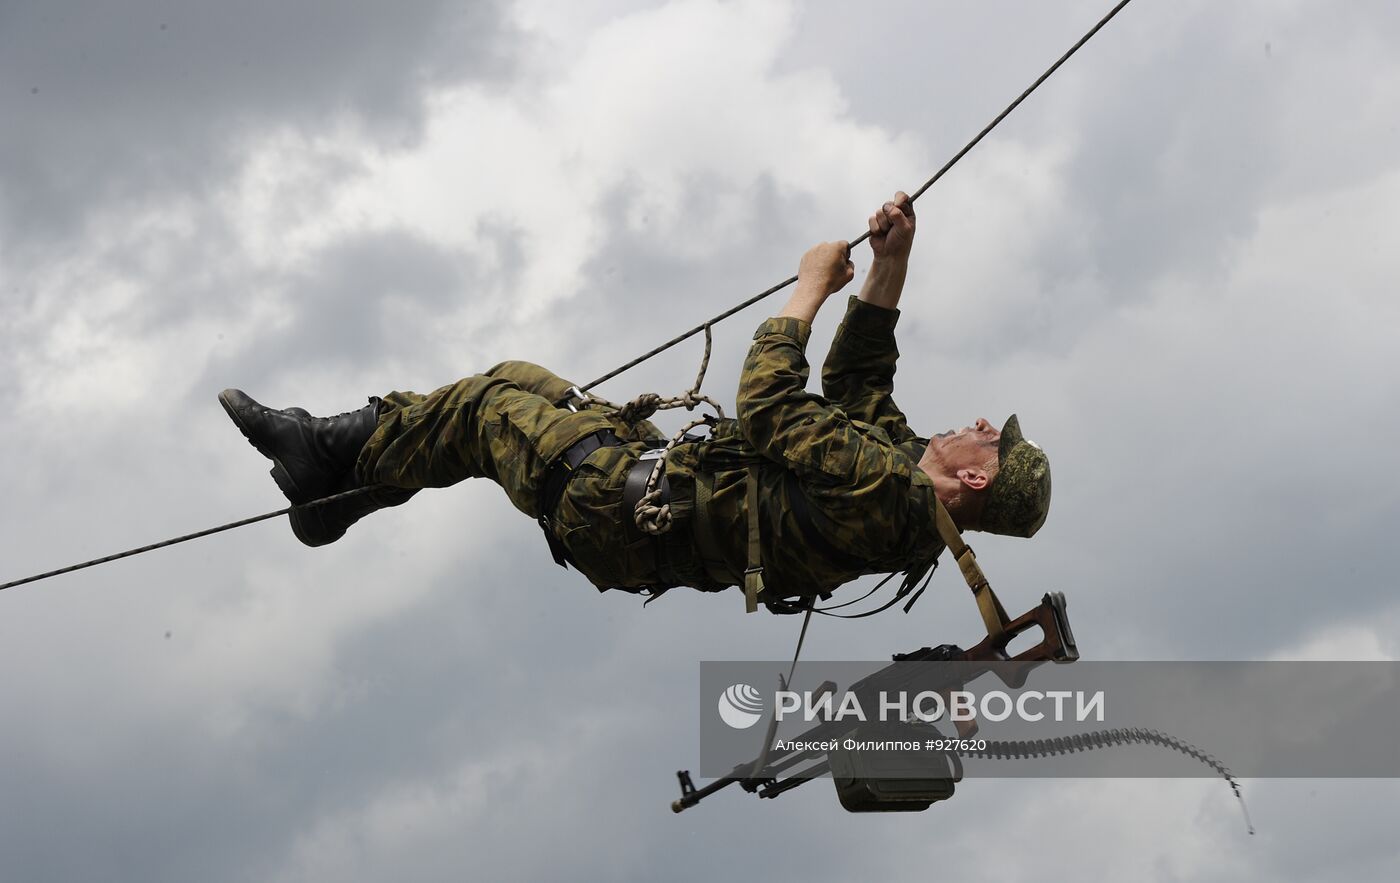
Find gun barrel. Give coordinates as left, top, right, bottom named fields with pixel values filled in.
left=672, top=772, right=740, bottom=813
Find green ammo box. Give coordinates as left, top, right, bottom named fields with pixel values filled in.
left=827, top=726, right=961, bottom=812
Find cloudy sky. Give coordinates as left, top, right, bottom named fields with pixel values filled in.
left=2, top=0, right=1398, bottom=879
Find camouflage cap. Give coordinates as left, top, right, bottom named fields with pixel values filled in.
left=980, top=414, right=1051, bottom=538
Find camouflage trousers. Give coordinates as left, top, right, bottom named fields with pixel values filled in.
left=354, top=361, right=690, bottom=591
left=356, top=361, right=656, bottom=514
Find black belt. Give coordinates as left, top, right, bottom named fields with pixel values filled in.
left=621, top=449, right=671, bottom=538
left=538, top=429, right=622, bottom=569
left=620, top=432, right=704, bottom=518
left=620, top=447, right=677, bottom=589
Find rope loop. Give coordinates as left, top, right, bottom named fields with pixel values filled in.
left=631, top=412, right=716, bottom=536
left=575, top=321, right=727, bottom=537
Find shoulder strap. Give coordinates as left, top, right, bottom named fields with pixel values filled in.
left=932, top=497, right=1010, bottom=640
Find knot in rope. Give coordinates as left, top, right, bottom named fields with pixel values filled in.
left=616, top=392, right=663, bottom=425
left=634, top=487, right=673, bottom=535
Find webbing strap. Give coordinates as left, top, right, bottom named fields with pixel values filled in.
left=691, top=469, right=733, bottom=587
left=743, top=462, right=765, bottom=613
left=932, top=497, right=1010, bottom=640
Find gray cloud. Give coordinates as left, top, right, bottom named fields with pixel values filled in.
left=2, top=0, right=1399, bottom=881
left=197, top=227, right=483, bottom=395
left=0, top=0, right=519, bottom=254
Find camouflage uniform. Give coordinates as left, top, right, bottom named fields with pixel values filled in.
left=356, top=296, right=947, bottom=607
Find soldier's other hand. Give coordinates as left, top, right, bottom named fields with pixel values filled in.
left=868, top=191, right=915, bottom=261
left=798, top=240, right=855, bottom=297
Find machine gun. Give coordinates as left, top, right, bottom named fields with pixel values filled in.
left=672, top=591, right=1079, bottom=813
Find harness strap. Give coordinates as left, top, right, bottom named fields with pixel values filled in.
left=931, top=497, right=1010, bottom=640
left=690, top=468, right=734, bottom=587
left=743, top=462, right=765, bottom=613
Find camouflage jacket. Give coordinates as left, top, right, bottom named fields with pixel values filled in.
left=561, top=296, right=945, bottom=608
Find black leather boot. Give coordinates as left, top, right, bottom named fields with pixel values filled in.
left=289, top=478, right=417, bottom=547
left=219, top=389, right=381, bottom=505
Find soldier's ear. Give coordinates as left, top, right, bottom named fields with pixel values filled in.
left=956, top=467, right=989, bottom=491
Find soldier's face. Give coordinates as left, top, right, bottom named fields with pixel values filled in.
left=925, top=417, right=1000, bottom=473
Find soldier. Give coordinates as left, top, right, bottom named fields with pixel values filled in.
left=219, top=193, right=1050, bottom=612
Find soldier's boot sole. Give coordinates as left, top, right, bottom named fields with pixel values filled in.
left=289, top=483, right=417, bottom=548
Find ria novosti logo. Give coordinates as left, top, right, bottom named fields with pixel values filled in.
left=717, top=683, right=764, bottom=729
left=715, top=682, right=1106, bottom=729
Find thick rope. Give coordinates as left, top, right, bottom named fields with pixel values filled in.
left=0, top=0, right=1136, bottom=594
